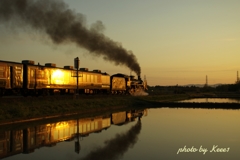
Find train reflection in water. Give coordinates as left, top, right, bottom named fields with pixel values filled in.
left=0, top=109, right=147, bottom=159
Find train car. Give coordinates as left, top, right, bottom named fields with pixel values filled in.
left=110, top=74, right=127, bottom=94
left=44, top=66, right=110, bottom=95
left=111, top=111, right=127, bottom=125
left=0, top=60, right=23, bottom=96
left=21, top=60, right=111, bottom=95
left=111, top=109, right=147, bottom=125
left=21, top=60, right=49, bottom=96
left=0, top=130, right=23, bottom=159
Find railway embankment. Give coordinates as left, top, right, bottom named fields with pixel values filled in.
left=0, top=94, right=188, bottom=123
left=0, top=94, right=161, bottom=124
left=1, top=93, right=240, bottom=124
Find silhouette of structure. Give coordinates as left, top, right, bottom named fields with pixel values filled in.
left=236, top=71, right=240, bottom=84
left=204, top=75, right=208, bottom=87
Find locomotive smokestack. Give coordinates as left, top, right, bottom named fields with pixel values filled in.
left=138, top=75, right=141, bottom=81
left=0, top=0, right=141, bottom=76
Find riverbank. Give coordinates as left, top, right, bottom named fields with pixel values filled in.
left=1, top=93, right=240, bottom=124
left=0, top=94, right=188, bottom=123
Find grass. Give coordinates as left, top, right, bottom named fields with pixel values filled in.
left=3, top=93, right=239, bottom=123
left=0, top=94, right=189, bottom=123
left=136, top=94, right=189, bottom=102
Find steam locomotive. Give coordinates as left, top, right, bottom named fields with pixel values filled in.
left=0, top=59, right=147, bottom=96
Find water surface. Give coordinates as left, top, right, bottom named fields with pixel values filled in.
left=180, top=98, right=240, bottom=103
left=1, top=106, right=240, bottom=160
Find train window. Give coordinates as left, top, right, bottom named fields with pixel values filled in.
left=0, top=65, right=5, bottom=77
left=37, top=70, right=44, bottom=79
left=91, top=122, right=94, bottom=130
left=0, top=71, right=5, bottom=78
left=79, top=73, right=82, bottom=82
left=82, top=124, right=86, bottom=133
left=95, top=121, right=98, bottom=129
left=91, top=75, right=94, bottom=82
left=98, top=75, right=101, bottom=83
left=87, top=74, right=90, bottom=82
left=0, top=66, right=5, bottom=71
left=0, top=67, right=6, bottom=78
left=101, top=76, right=105, bottom=83
left=31, top=70, right=34, bottom=77
left=15, top=66, right=22, bottom=74
left=87, top=123, right=90, bottom=132
left=15, top=70, right=22, bottom=74
left=71, top=70, right=76, bottom=77
left=79, top=72, right=81, bottom=78
left=82, top=74, right=86, bottom=82
left=102, top=76, right=107, bottom=83
left=52, top=70, right=64, bottom=84
left=15, top=66, right=22, bottom=70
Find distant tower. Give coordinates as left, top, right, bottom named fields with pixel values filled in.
left=204, top=75, right=208, bottom=87
left=236, top=71, right=240, bottom=84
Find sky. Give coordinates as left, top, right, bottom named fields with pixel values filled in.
left=0, top=0, right=240, bottom=86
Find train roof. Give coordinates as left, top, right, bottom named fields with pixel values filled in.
left=0, top=60, right=23, bottom=65
left=111, top=73, right=130, bottom=78
left=0, top=59, right=110, bottom=75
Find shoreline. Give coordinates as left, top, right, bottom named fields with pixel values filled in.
left=0, top=94, right=186, bottom=123
left=1, top=93, right=240, bottom=124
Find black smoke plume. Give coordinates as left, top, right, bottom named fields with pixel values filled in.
left=0, top=0, right=141, bottom=75
left=81, top=120, right=141, bottom=160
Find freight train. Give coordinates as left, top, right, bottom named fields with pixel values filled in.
left=0, top=59, right=147, bottom=96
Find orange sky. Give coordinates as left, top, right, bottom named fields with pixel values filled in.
left=0, top=0, right=239, bottom=86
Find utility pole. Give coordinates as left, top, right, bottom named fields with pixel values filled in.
left=75, top=118, right=80, bottom=154
left=237, top=71, right=239, bottom=83
left=206, top=75, right=208, bottom=86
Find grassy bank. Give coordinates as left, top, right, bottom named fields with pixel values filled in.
left=2, top=93, right=240, bottom=124
left=0, top=94, right=188, bottom=122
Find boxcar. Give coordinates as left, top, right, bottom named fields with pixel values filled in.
left=110, top=74, right=127, bottom=94
left=22, top=60, right=49, bottom=95
left=0, top=60, right=23, bottom=96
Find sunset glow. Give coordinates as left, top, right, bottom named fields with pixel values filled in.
left=0, top=0, right=239, bottom=86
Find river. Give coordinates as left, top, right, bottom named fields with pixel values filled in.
left=180, top=98, right=240, bottom=103
left=1, top=99, right=240, bottom=160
